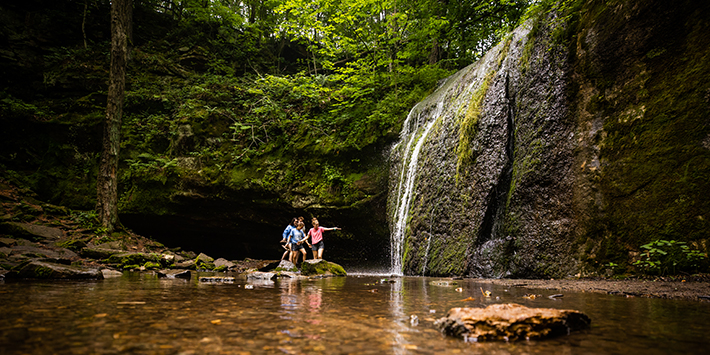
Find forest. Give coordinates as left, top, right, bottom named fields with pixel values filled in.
left=0, top=0, right=531, bottom=263
left=2, top=0, right=709, bottom=275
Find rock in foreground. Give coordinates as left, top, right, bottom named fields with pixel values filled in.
left=434, top=303, right=590, bottom=341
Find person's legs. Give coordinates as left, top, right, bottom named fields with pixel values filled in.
left=317, top=248, right=324, bottom=260
left=300, top=249, right=307, bottom=263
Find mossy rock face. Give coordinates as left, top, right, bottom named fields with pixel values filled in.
left=143, top=261, right=161, bottom=270
left=106, top=252, right=159, bottom=267
left=196, top=261, right=215, bottom=270
left=300, top=260, right=347, bottom=276
left=56, top=239, right=87, bottom=252
left=194, top=253, right=215, bottom=270
left=195, top=253, right=214, bottom=263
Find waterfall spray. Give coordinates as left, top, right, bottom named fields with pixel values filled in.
left=390, top=102, right=443, bottom=275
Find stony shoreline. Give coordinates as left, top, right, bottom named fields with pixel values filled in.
left=475, top=277, right=710, bottom=302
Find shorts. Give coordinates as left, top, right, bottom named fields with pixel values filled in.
left=291, top=243, right=304, bottom=251
left=311, top=240, right=324, bottom=251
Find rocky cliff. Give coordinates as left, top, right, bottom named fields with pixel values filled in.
left=389, top=0, right=710, bottom=277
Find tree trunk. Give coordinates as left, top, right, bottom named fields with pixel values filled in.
left=96, top=0, right=131, bottom=232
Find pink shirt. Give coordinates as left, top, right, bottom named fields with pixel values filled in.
left=308, top=227, right=325, bottom=244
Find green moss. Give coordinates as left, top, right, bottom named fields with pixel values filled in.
left=300, top=260, right=346, bottom=276
left=143, top=261, right=161, bottom=270
left=456, top=72, right=493, bottom=177
left=573, top=1, right=710, bottom=271
left=33, top=266, right=54, bottom=278
left=56, top=239, right=87, bottom=251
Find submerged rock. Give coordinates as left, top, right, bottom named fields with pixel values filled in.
left=8, top=260, right=103, bottom=279
left=101, top=269, right=124, bottom=278
left=157, top=269, right=191, bottom=279
left=300, top=259, right=346, bottom=276
left=199, top=276, right=235, bottom=283
left=434, top=303, right=590, bottom=341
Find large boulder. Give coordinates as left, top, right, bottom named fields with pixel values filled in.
left=8, top=260, right=103, bottom=279
left=434, top=303, right=590, bottom=341
left=1, top=222, right=64, bottom=241
left=213, top=258, right=234, bottom=271
left=195, top=253, right=215, bottom=270
left=6, top=245, right=77, bottom=263
left=300, top=259, right=346, bottom=276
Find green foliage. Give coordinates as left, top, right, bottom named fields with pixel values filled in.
left=0, top=91, right=50, bottom=118
left=634, top=240, right=707, bottom=275
left=124, top=154, right=177, bottom=185
left=1, top=0, right=533, bottom=219
left=143, top=261, right=162, bottom=270
left=71, top=210, right=102, bottom=232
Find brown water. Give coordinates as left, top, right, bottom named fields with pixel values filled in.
left=1, top=273, right=709, bottom=354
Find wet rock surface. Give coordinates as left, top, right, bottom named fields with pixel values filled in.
left=389, top=1, right=710, bottom=278
left=435, top=303, right=591, bottom=341
left=300, top=259, right=347, bottom=276
left=157, top=269, right=191, bottom=279
left=7, top=260, right=103, bottom=279
left=246, top=271, right=276, bottom=280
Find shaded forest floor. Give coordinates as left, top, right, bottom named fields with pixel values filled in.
left=477, top=277, right=710, bottom=302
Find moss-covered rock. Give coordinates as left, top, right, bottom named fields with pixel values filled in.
left=300, top=259, right=346, bottom=276
left=390, top=1, right=710, bottom=278
left=56, top=239, right=87, bottom=252
left=106, top=252, right=159, bottom=268
left=143, top=261, right=162, bottom=270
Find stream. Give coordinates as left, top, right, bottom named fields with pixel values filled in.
left=1, top=274, right=709, bottom=354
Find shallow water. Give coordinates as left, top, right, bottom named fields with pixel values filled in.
left=1, top=274, right=709, bottom=354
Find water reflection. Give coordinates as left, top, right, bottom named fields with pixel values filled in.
left=1, top=275, right=709, bottom=354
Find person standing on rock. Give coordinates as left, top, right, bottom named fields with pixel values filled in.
left=280, top=217, right=297, bottom=261
left=306, top=217, right=340, bottom=260
left=288, top=220, right=309, bottom=265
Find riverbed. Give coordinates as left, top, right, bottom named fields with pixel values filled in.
left=1, top=274, right=709, bottom=354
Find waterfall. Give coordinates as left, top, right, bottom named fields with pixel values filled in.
left=390, top=102, right=443, bottom=275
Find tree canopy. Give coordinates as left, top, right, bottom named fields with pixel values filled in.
left=0, top=0, right=532, bottom=211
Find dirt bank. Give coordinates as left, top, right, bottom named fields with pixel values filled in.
left=475, top=277, right=710, bottom=302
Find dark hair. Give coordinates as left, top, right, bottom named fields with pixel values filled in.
left=290, top=217, right=298, bottom=225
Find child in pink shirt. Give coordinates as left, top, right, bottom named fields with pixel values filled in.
left=305, top=217, right=340, bottom=260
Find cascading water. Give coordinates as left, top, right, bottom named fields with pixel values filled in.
left=390, top=102, right=444, bottom=275
left=387, top=23, right=531, bottom=276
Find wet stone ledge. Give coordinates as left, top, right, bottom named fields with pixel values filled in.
left=435, top=303, right=591, bottom=342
